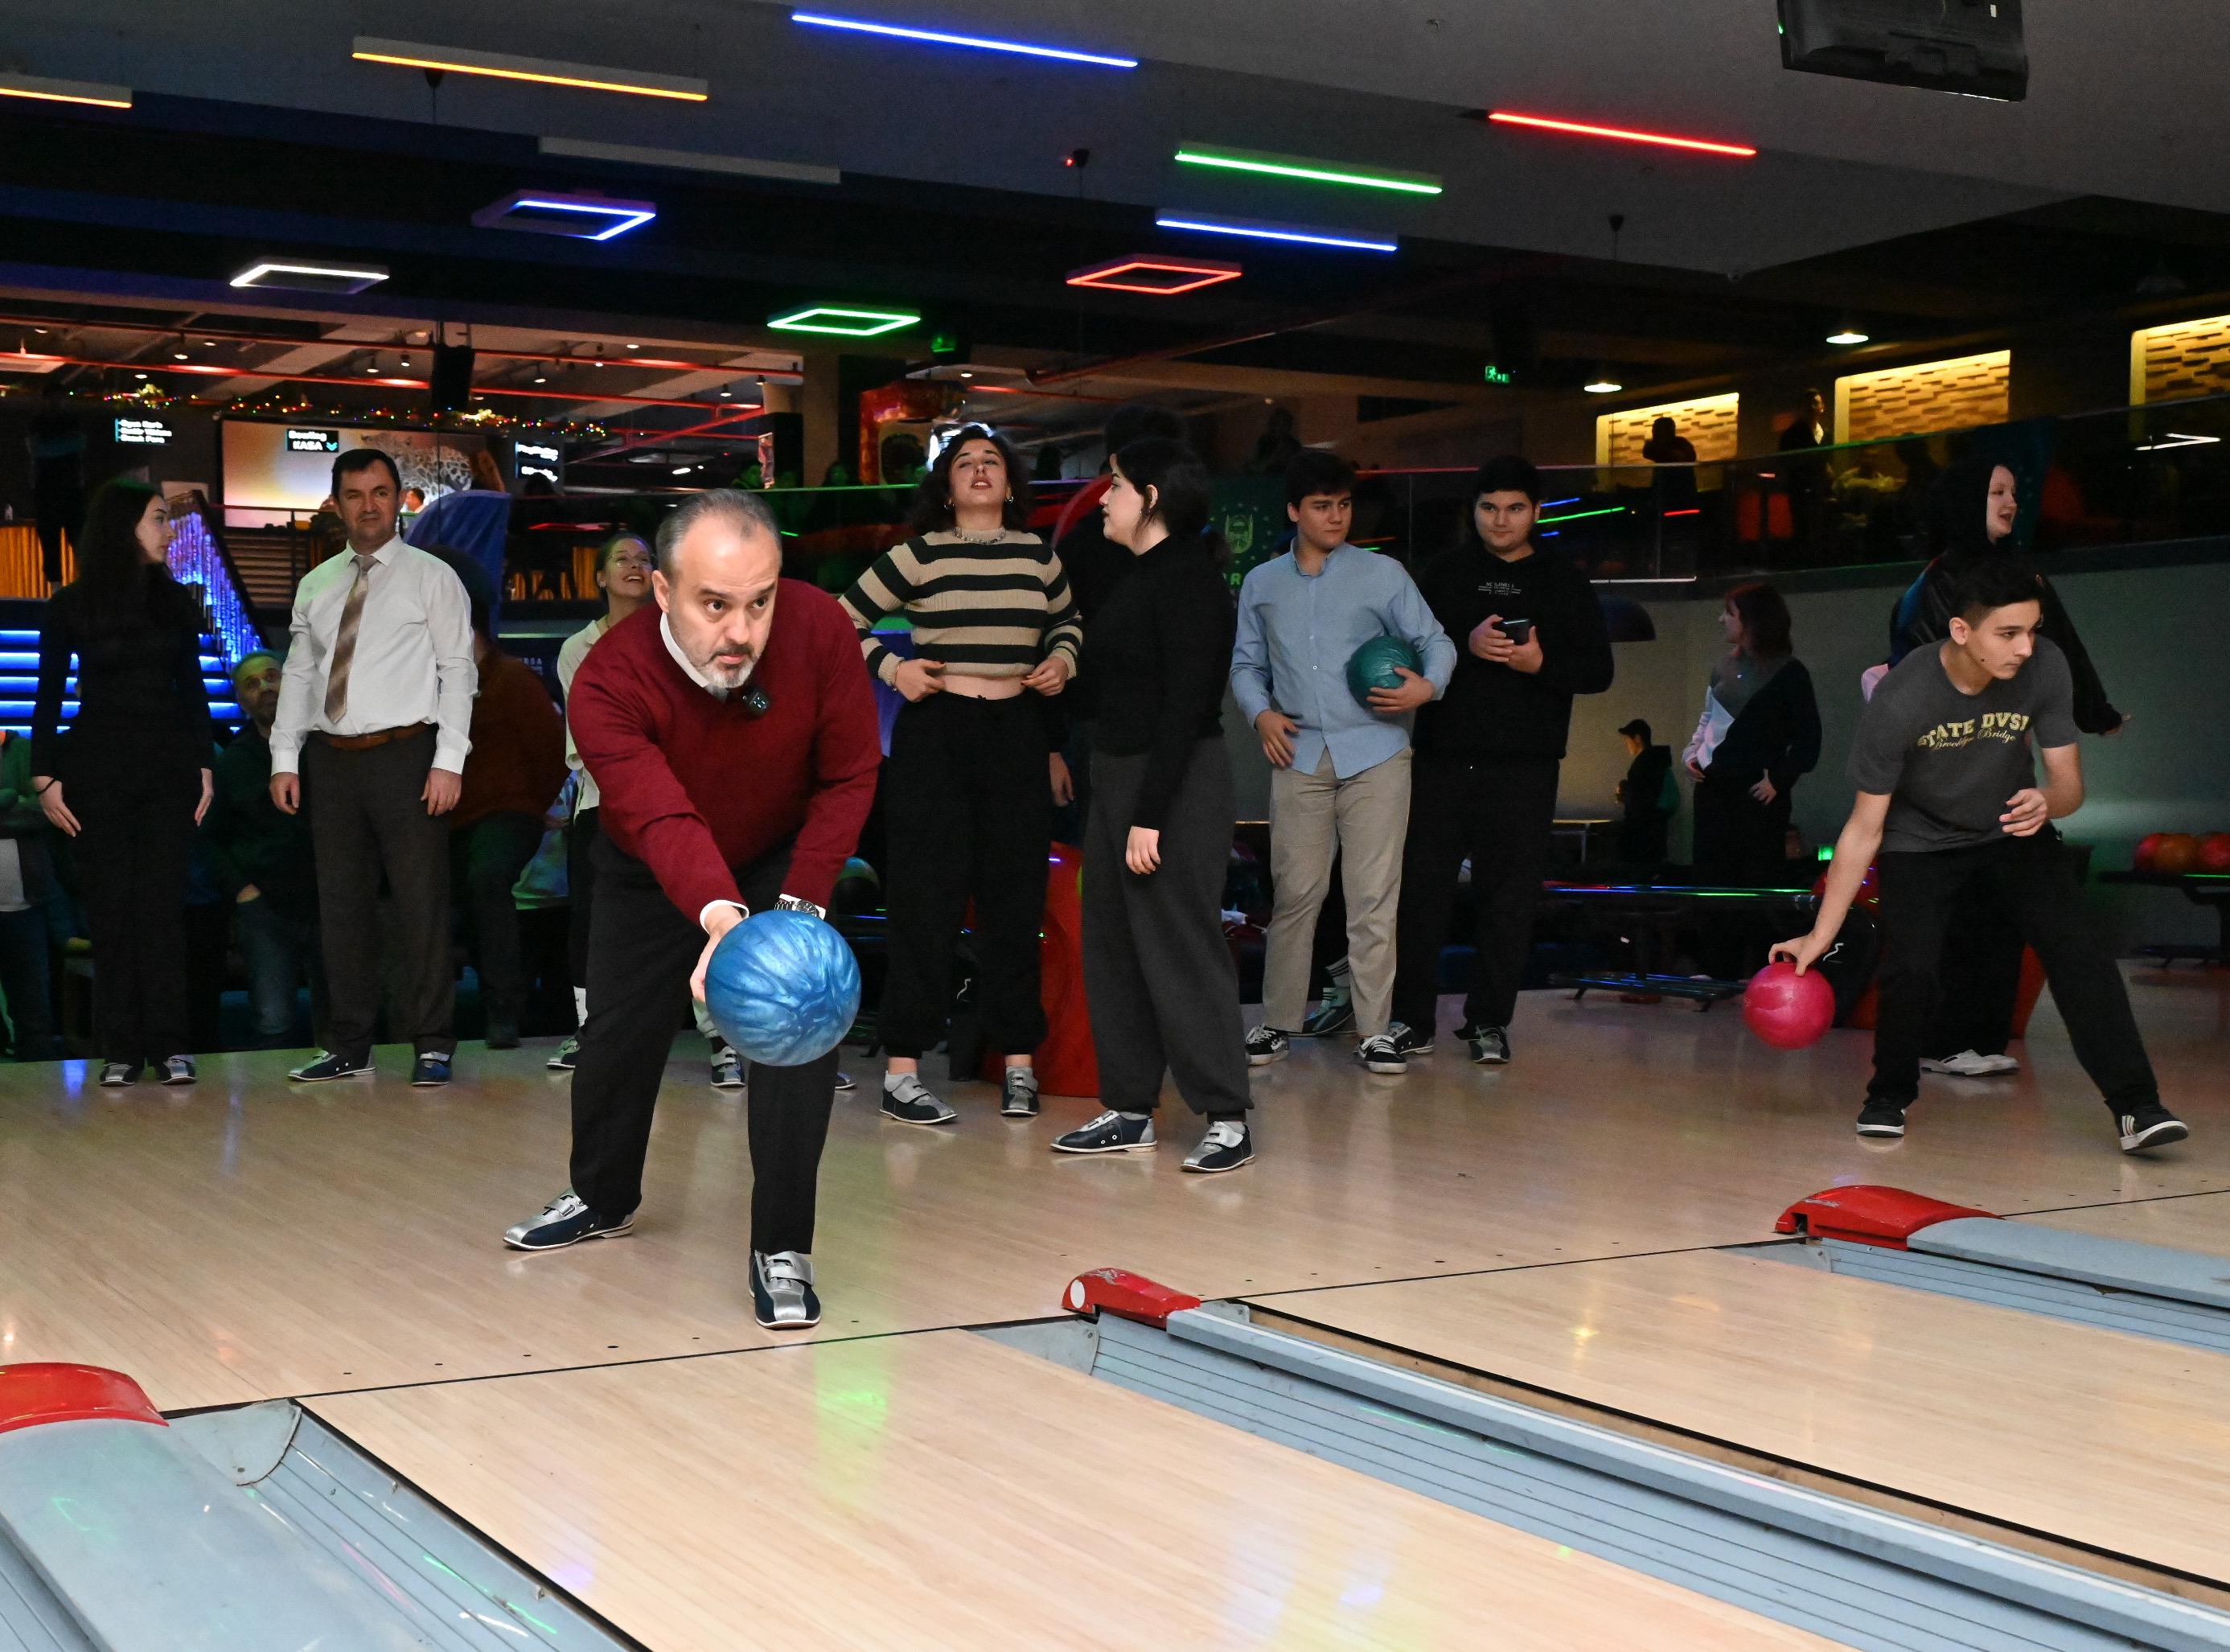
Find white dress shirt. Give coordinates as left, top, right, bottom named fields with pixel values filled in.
left=269, top=536, right=478, bottom=776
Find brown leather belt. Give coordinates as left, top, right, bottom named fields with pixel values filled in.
left=313, top=724, right=427, bottom=752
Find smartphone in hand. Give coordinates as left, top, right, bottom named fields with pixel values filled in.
left=1498, top=617, right=1533, bottom=645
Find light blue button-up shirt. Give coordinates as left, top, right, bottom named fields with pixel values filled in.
left=1230, top=543, right=1456, bottom=780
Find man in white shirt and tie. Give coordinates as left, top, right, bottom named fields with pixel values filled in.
left=269, top=448, right=477, bottom=1086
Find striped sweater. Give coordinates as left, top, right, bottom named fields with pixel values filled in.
left=839, top=531, right=1083, bottom=686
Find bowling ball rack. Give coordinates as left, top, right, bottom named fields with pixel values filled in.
left=2099, top=870, right=2230, bottom=968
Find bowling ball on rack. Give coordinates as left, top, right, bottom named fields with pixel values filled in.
left=2197, top=833, right=2230, bottom=874
left=1743, top=960, right=1837, bottom=1051
left=2151, top=833, right=2201, bottom=876
left=2133, top=833, right=2166, bottom=872
left=1345, top=634, right=1423, bottom=709
left=702, top=910, right=861, bottom=1068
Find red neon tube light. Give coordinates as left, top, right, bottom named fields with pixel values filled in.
left=1487, top=111, right=1756, bottom=158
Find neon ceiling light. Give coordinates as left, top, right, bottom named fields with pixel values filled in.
left=1066, top=255, right=1242, bottom=295
left=1487, top=111, right=1756, bottom=158
left=768, top=305, right=919, bottom=336
left=228, top=261, right=390, bottom=294
left=1582, top=378, right=1624, bottom=393
left=472, top=191, right=657, bottom=240
left=789, top=13, right=1136, bottom=68
left=351, top=38, right=708, bottom=101
left=1825, top=328, right=1870, bottom=345
left=1174, top=145, right=1441, bottom=195
left=0, top=72, right=132, bottom=109
left=2135, top=432, right=2222, bottom=451
left=1154, top=213, right=1397, bottom=253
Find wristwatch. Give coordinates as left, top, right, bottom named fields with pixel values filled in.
left=774, top=894, right=827, bottom=919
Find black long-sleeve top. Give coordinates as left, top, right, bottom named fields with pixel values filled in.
left=31, top=576, right=216, bottom=781
left=199, top=722, right=318, bottom=914
left=1087, top=536, right=1234, bottom=831
left=1411, top=542, right=1615, bottom=762
left=1889, top=560, right=2121, bottom=734
left=1702, top=659, right=1821, bottom=796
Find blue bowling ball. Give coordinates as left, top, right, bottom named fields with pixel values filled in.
left=1345, top=633, right=1423, bottom=708
left=703, top=910, right=861, bottom=1068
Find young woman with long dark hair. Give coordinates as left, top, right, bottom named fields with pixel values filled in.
left=1049, top=438, right=1255, bottom=1172
left=839, top=425, right=1080, bottom=1125
left=1685, top=581, right=1820, bottom=885
left=32, top=477, right=216, bottom=1085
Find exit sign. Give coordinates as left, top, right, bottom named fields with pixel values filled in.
left=1482, top=365, right=1514, bottom=385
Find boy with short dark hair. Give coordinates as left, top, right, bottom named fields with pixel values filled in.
left=1775, top=556, right=2186, bottom=1152
left=1232, top=449, right=1454, bottom=1075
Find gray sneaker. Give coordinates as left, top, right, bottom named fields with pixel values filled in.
left=709, top=1046, right=745, bottom=1089
left=1000, top=1066, right=1041, bottom=1118
left=1468, top=1025, right=1511, bottom=1065
left=1183, top=1119, right=1255, bottom=1173
left=881, top=1072, right=957, bottom=1126
left=750, top=1250, right=821, bottom=1329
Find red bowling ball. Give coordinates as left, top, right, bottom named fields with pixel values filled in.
left=2152, top=833, right=2201, bottom=875
left=2198, top=832, right=2230, bottom=873
left=2133, top=832, right=2166, bottom=872
left=1744, top=960, right=1838, bottom=1051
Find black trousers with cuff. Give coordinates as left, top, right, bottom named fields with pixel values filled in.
left=1871, top=832, right=2156, bottom=1115
left=569, top=834, right=838, bottom=1255
left=302, top=726, right=454, bottom=1062
left=1390, top=754, right=1561, bottom=1036
left=879, top=693, right=1050, bottom=1061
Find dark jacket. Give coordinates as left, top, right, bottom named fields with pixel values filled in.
left=1702, top=659, right=1821, bottom=796
left=1412, top=542, right=1615, bottom=762
left=1619, top=743, right=1674, bottom=824
left=0, top=731, right=58, bottom=906
left=200, top=723, right=318, bottom=915
left=31, top=573, right=215, bottom=783
left=1887, top=456, right=2120, bottom=734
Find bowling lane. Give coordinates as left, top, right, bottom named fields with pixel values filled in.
left=1253, top=1248, right=2230, bottom=1584
left=311, top=1330, right=1838, bottom=1652
left=2015, top=1190, right=2230, bottom=1254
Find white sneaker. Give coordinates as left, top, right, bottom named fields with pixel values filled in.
left=1921, top=1049, right=2020, bottom=1077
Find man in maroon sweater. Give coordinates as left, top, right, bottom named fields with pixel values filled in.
left=503, top=490, right=880, bottom=1331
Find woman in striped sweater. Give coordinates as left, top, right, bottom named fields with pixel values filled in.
left=840, top=426, right=1082, bottom=1125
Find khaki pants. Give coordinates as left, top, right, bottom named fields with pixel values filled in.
left=1263, top=748, right=1411, bottom=1038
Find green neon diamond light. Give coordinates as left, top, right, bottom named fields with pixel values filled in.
left=1174, top=145, right=1443, bottom=196
left=768, top=305, right=919, bottom=336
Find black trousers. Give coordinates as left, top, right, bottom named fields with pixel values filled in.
left=1082, top=743, right=1251, bottom=1117
left=0, top=904, right=58, bottom=1059
left=1926, top=895, right=2023, bottom=1058
left=1391, top=754, right=1560, bottom=1035
left=1692, top=774, right=1792, bottom=886
left=302, top=728, right=454, bottom=1062
left=1871, top=833, right=2157, bottom=1113
left=569, top=835, right=839, bottom=1255
left=880, top=694, right=1050, bottom=1059
left=566, top=804, right=602, bottom=992
left=73, top=769, right=198, bottom=1062
left=451, top=812, right=544, bottom=1029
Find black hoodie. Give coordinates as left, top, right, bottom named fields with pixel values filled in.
left=1413, top=540, right=1615, bottom=762
left=1887, top=458, right=2121, bottom=734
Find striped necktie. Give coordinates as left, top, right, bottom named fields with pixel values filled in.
left=322, top=553, right=378, bottom=724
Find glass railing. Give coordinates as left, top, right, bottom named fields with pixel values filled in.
left=1358, top=392, right=2230, bottom=583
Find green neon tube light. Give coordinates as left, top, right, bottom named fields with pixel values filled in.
left=768, top=305, right=919, bottom=336
left=1535, top=504, right=1625, bottom=524
left=1174, top=145, right=1443, bottom=195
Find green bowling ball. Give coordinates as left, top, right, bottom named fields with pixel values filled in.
left=1345, top=634, right=1423, bottom=709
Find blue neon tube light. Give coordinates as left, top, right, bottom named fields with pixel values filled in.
left=790, top=12, right=1137, bottom=68
left=512, top=197, right=656, bottom=240
left=1153, top=213, right=1397, bottom=253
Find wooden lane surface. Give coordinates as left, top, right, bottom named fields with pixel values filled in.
left=310, top=1329, right=1838, bottom=1652
left=1253, top=1249, right=2230, bottom=1583
left=2018, top=1190, right=2230, bottom=1253
left=1, top=969, right=2223, bottom=1409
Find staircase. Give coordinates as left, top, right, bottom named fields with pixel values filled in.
left=220, top=524, right=316, bottom=634
left=0, top=627, right=243, bottom=738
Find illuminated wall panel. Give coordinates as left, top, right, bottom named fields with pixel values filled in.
left=1594, top=392, right=1740, bottom=466
left=1835, top=351, right=2009, bottom=443
left=2130, top=314, right=2230, bottom=404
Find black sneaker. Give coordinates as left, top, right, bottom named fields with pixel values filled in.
left=1468, top=1025, right=1510, bottom=1065
left=1357, top=1034, right=1407, bottom=1075
left=158, top=1055, right=195, bottom=1086
left=835, top=1071, right=856, bottom=1092
left=1387, top=1021, right=1434, bottom=1058
left=486, top=1021, right=521, bottom=1051
left=1000, top=1067, right=1041, bottom=1118
left=1051, top=1110, right=1156, bottom=1154
left=289, top=1050, right=373, bottom=1083
left=503, top=1190, right=637, bottom=1251
left=1183, top=1119, right=1254, bottom=1173
left=2118, top=1105, right=2189, bottom=1153
left=410, top=1054, right=453, bottom=1087
left=750, top=1249, right=821, bottom=1329
left=881, top=1072, right=956, bottom=1126
left=546, top=1034, right=579, bottom=1071
left=1244, top=1025, right=1290, bottom=1066
left=1856, top=1100, right=1908, bottom=1138
left=98, top=1061, right=140, bottom=1087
